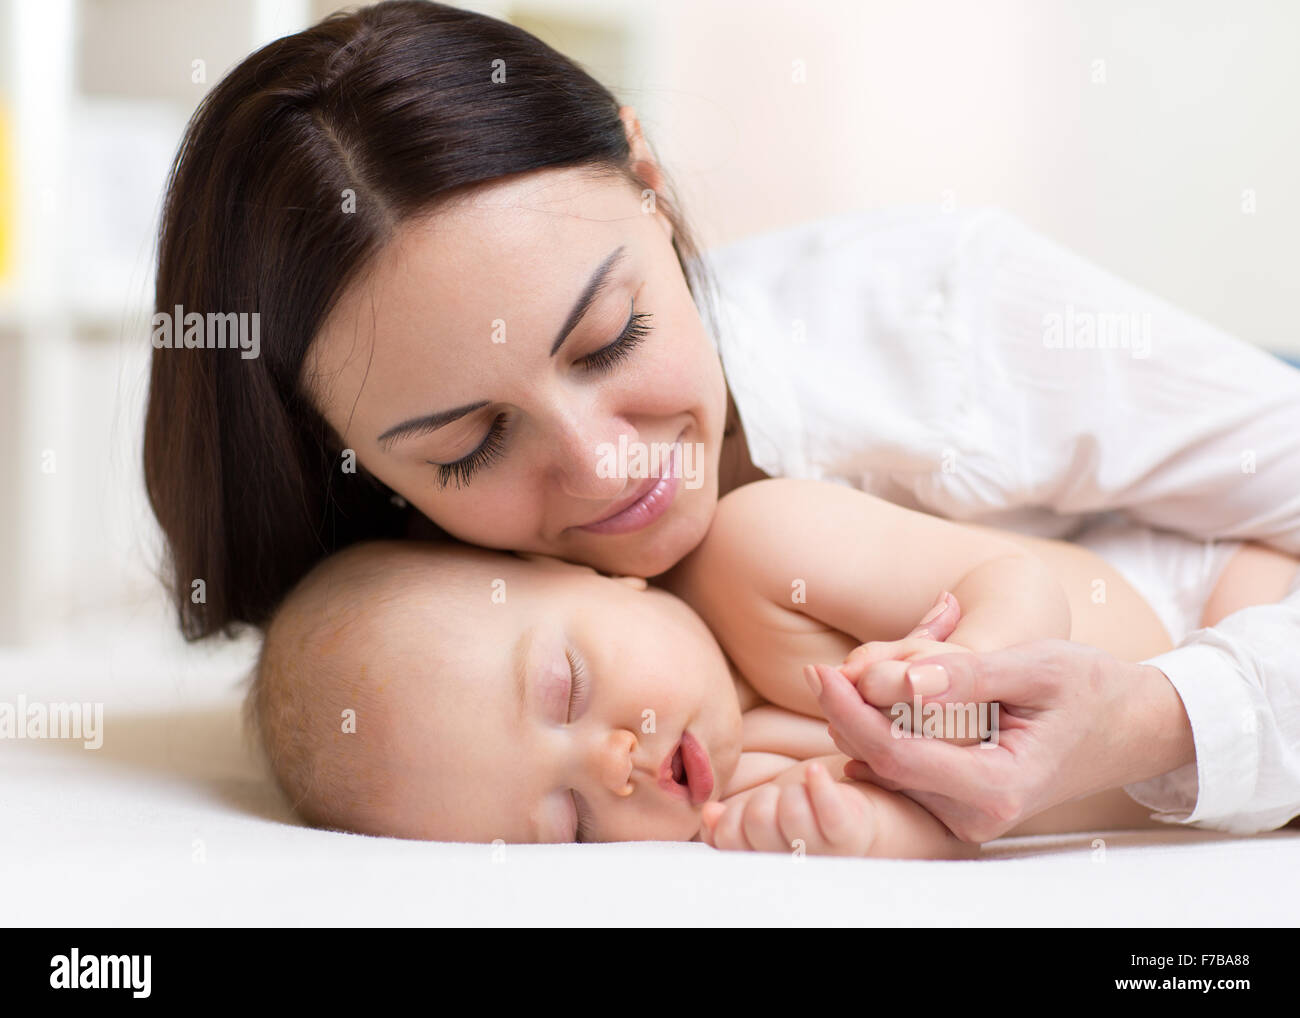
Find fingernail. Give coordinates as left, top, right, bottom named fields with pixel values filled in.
left=918, top=592, right=950, bottom=627
left=907, top=663, right=949, bottom=696
left=803, top=664, right=822, bottom=696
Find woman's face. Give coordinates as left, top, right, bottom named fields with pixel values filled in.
left=305, top=161, right=728, bottom=578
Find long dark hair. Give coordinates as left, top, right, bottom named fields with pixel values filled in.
left=144, top=0, right=716, bottom=640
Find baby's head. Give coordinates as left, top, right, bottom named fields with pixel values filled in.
left=247, top=540, right=743, bottom=844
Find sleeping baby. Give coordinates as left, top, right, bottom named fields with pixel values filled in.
left=246, top=477, right=1299, bottom=858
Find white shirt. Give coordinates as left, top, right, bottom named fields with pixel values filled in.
left=705, top=206, right=1300, bottom=835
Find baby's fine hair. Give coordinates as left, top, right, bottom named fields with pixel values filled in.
left=244, top=541, right=453, bottom=835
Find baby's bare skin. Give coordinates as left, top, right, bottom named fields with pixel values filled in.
left=660, top=478, right=1299, bottom=855
left=254, top=480, right=1297, bottom=857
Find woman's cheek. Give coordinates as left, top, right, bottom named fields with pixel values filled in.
left=643, top=341, right=711, bottom=415
left=446, top=482, right=543, bottom=547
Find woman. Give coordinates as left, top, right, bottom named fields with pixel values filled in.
left=143, top=1, right=1300, bottom=842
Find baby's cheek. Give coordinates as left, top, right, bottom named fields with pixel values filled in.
left=608, top=802, right=699, bottom=845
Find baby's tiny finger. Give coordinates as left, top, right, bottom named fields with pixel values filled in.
left=840, top=641, right=899, bottom=679
left=699, top=802, right=724, bottom=846
left=814, top=765, right=875, bottom=855
left=710, top=801, right=749, bottom=852
left=805, top=764, right=849, bottom=841
left=741, top=785, right=786, bottom=853
left=776, top=781, right=821, bottom=855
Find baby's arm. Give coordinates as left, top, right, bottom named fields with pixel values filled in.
left=700, top=755, right=978, bottom=859
left=670, top=478, right=1071, bottom=714
left=741, top=478, right=1068, bottom=650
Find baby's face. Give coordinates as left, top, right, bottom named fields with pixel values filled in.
left=359, top=547, right=744, bottom=844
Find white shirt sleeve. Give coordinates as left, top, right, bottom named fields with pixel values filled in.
left=708, top=206, right=1300, bottom=833
left=941, top=209, right=1300, bottom=834
left=1124, top=577, right=1300, bottom=834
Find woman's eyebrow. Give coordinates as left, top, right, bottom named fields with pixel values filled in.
left=549, top=244, right=626, bottom=355
left=374, top=245, right=627, bottom=450
left=376, top=400, right=489, bottom=450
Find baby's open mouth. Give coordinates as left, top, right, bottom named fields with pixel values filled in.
left=659, top=732, right=714, bottom=806
left=670, top=745, right=687, bottom=786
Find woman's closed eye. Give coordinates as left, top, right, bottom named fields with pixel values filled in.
left=579, top=307, right=652, bottom=374
left=426, top=302, right=654, bottom=490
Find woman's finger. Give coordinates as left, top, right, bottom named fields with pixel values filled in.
left=812, top=663, right=999, bottom=802
left=896, top=786, right=1000, bottom=844
left=842, top=758, right=981, bottom=838
left=827, top=722, right=862, bottom=760
left=854, top=658, right=912, bottom=708
left=901, top=640, right=1078, bottom=707
left=842, top=758, right=904, bottom=791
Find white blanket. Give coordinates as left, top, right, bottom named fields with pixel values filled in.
left=3, top=632, right=1295, bottom=927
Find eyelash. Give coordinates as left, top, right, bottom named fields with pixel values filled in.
left=566, top=647, right=594, bottom=843
left=432, top=413, right=509, bottom=490
left=581, top=310, right=653, bottom=373
left=565, top=647, right=589, bottom=722
left=428, top=307, right=654, bottom=490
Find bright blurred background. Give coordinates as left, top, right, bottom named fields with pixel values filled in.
left=0, top=0, right=1296, bottom=654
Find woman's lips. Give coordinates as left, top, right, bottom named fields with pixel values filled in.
left=658, top=730, right=714, bottom=806
left=575, top=442, right=680, bottom=535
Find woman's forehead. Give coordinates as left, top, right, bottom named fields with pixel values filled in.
left=309, top=181, right=645, bottom=376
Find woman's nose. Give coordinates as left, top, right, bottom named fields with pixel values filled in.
left=548, top=409, right=634, bottom=500
left=593, top=729, right=637, bottom=797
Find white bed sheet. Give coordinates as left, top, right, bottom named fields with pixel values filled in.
left=3, top=633, right=1296, bottom=927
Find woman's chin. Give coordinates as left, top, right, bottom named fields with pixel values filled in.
left=613, top=512, right=713, bottom=579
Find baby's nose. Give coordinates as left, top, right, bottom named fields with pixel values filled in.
left=597, top=729, right=638, bottom=795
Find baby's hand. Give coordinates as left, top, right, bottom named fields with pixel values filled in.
left=836, top=636, right=977, bottom=709
left=824, top=591, right=968, bottom=708
left=815, top=638, right=986, bottom=752
left=697, top=763, right=877, bottom=857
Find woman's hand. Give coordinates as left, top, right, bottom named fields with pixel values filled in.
left=837, top=635, right=978, bottom=704
left=809, top=640, right=1196, bottom=843
left=829, top=590, right=973, bottom=713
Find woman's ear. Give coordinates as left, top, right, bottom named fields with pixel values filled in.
left=617, top=106, right=672, bottom=241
